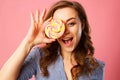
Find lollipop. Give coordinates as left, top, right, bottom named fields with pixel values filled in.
left=45, top=18, right=65, bottom=39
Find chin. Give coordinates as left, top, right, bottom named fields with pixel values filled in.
left=61, top=46, right=75, bottom=53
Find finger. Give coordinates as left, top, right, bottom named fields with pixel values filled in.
left=29, top=12, right=36, bottom=32
left=30, top=12, right=35, bottom=26
left=39, top=9, right=47, bottom=31
left=42, top=17, right=53, bottom=31
left=35, top=10, right=40, bottom=23
left=44, top=17, right=52, bottom=25
left=40, top=9, right=46, bottom=23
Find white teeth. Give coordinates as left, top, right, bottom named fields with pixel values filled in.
left=63, top=37, right=73, bottom=40
left=63, top=38, right=70, bottom=41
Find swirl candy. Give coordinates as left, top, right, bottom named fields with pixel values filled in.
left=45, top=18, right=65, bottom=39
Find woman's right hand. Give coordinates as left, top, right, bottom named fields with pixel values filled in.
left=24, top=9, right=55, bottom=47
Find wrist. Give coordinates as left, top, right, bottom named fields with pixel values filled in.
left=21, top=39, right=34, bottom=54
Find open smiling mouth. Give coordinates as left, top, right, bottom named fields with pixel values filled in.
left=62, top=37, right=73, bottom=44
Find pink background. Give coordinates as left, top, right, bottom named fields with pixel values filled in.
left=0, top=0, right=120, bottom=80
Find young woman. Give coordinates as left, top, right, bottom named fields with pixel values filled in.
left=0, top=0, right=105, bottom=80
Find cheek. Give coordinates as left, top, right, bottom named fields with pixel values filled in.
left=75, top=28, right=82, bottom=44
left=78, top=28, right=82, bottom=37
left=75, top=26, right=82, bottom=39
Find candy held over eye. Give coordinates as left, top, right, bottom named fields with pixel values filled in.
left=45, top=18, right=65, bottom=39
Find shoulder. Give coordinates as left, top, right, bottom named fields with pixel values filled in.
left=96, top=59, right=105, bottom=69
left=95, top=59, right=105, bottom=75
left=24, top=46, right=44, bottom=63
left=90, top=59, right=105, bottom=80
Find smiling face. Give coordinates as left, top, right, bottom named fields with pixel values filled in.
left=53, top=7, right=82, bottom=53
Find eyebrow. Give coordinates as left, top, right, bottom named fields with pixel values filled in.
left=66, top=17, right=76, bottom=23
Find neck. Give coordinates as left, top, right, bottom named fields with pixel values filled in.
left=61, top=50, right=72, bottom=60
left=61, top=50, right=77, bottom=66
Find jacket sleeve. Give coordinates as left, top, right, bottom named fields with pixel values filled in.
left=17, top=46, right=41, bottom=80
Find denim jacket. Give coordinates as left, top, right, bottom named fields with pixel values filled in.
left=18, top=46, right=105, bottom=80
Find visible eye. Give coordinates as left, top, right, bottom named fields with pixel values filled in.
left=67, top=22, right=76, bottom=27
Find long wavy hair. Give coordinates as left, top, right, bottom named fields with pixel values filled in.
left=40, top=0, right=99, bottom=80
